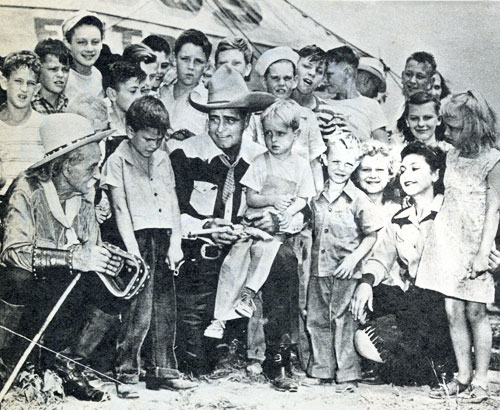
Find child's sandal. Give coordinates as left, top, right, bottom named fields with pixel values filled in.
left=429, top=378, right=469, bottom=399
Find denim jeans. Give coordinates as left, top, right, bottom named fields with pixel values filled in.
left=306, top=276, right=360, bottom=382
left=115, top=229, right=179, bottom=383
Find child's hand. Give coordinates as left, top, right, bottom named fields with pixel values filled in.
left=273, top=195, right=293, bottom=212
left=166, top=244, right=184, bottom=271
left=278, top=211, right=292, bottom=230
left=333, top=254, right=359, bottom=279
left=350, top=283, right=373, bottom=324
left=470, top=252, right=489, bottom=279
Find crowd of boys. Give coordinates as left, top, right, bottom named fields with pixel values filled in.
left=0, top=8, right=481, bottom=403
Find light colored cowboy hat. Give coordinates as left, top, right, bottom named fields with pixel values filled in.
left=189, top=64, right=276, bottom=113
left=358, top=57, right=387, bottom=92
left=62, top=10, right=105, bottom=37
left=254, top=46, right=299, bottom=77
left=29, top=113, right=114, bottom=169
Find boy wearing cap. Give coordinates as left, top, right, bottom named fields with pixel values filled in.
left=356, top=57, right=387, bottom=101
left=101, top=96, right=195, bottom=395
left=62, top=10, right=105, bottom=102
left=246, top=46, right=325, bottom=192
left=159, top=29, right=211, bottom=137
left=325, top=46, right=388, bottom=143
left=0, top=50, right=44, bottom=195
left=32, top=39, right=71, bottom=114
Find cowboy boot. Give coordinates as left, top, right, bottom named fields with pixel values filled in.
left=0, top=298, right=26, bottom=370
left=53, top=354, right=110, bottom=402
left=264, top=344, right=298, bottom=392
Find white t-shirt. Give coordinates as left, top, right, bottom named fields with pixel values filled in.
left=241, top=151, right=316, bottom=200
left=0, top=110, right=44, bottom=194
left=65, top=66, right=104, bottom=103
left=159, top=81, right=208, bottom=136
left=327, top=95, right=388, bottom=141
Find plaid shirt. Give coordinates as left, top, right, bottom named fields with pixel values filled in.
left=31, top=90, right=68, bottom=114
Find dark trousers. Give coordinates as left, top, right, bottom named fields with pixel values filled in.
left=175, top=248, right=220, bottom=376
left=0, top=266, right=118, bottom=371
left=115, top=228, right=178, bottom=383
left=260, top=242, right=299, bottom=348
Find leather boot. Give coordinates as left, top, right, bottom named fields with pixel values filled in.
left=0, top=297, right=26, bottom=372
left=54, top=355, right=109, bottom=402
left=264, top=345, right=298, bottom=392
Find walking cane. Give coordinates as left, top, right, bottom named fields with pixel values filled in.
left=0, top=273, right=81, bottom=404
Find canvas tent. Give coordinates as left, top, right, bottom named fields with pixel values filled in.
left=0, top=0, right=402, bottom=117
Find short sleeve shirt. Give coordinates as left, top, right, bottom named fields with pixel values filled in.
left=311, top=180, right=383, bottom=278
left=100, top=140, right=177, bottom=231
left=0, top=110, right=44, bottom=195
left=159, top=81, right=208, bottom=135
left=241, top=151, right=316, bottom=200
left=65, top=67, right=104, bottom=102
left=327, top=95, right=388, bottom=141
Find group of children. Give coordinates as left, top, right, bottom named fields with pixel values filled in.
left=0, top=8, right=499, bottom=404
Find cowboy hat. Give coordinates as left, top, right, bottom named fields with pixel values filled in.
left=358, top=57, right=387, bottom=92
left=29, top=113, right=114, bottom=169
left=189, top=64, right=276, bottom=113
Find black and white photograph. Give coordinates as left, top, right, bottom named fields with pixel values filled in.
left=0, top=1, right=500, bottom=409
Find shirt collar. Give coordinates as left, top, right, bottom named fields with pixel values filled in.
left=320, top=179, right=358, bottom=203
left=393, top=194, right=444, bottom=225
left=118, top=139, right=166, bottom=169
left=179, top=132, right=266, bottom=164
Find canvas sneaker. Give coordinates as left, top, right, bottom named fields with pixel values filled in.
left=234, top=292, right=257, bottom=318
left=203, top=319, right=225, bottom=339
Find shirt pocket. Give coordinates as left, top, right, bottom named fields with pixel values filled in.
left=190, top=181, right=218, bottom=217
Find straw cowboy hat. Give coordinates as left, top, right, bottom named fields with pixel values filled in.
left=29, top=113, right=114, bottom=169
left=189, top=64, right=276, bottom=113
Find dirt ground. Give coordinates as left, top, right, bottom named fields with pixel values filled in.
left=4, top=372, right=500, bottom=410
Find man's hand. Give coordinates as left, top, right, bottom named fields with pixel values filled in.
left=245, top=211, right=279, bottom=235
left=488, top=248, right=500, bottom=272
left=350, top=283, right=373, bottom=325
left=333, top=254, right=358, bottom=279
left=209, top=218, right=239, bottom=246
left=166, top=244, right=184, bottom=270
left=72, top=245, right=122, bottom=276
left=273, top=195, right=293, bottom=212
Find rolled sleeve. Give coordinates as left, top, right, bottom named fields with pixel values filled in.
left=100, top=155, right=124, bottom=190
left=362, top=225, right=398, bottom=287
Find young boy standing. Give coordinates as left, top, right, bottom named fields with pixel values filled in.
left=0, top=51, right=44, bottom=195
left=142, top=35, right=172, bottom=95
left=62, top=10, right=105, bottom=102
left=307, top=135, right=382, bottom=390
left=101, top=96, right=197, bottom=396
left=159, top=29, right=211, bottom=136
left=104, top=60, right=145, bottom=137
left=32, top=39, right=70, bottom=114
left=325, top=46, right=388, bottom=143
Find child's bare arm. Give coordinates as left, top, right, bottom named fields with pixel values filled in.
left=333, top=231, right=378, bottom=279
left=246, top=187, right=292, bottom=212
left=109, top=186, right=140, bottom=257
left=284, top=197, right=307, bottom=216
left=472, top=162, right=500, bottom=276
left=167, top=186, right=184, bottom=268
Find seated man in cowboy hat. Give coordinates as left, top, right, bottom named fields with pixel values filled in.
left=0, top=113, right=121, bottom=401
left=170, top=65, right=302, bottom=390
